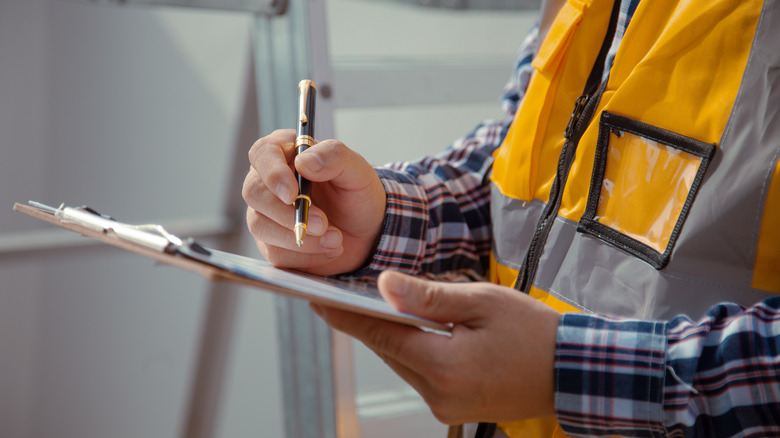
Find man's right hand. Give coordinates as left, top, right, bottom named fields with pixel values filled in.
left=242, top=129, right=387, bottom=276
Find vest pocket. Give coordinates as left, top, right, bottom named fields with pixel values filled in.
left=577, top=111, right=716, bottom=269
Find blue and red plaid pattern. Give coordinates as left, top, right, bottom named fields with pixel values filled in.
left=556, top=297, right=780, bottom=437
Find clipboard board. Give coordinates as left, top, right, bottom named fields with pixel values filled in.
left=13, top=201, right=451, bottom=333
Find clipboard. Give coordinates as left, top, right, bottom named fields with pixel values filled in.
left=13, top=201, right=451, bottom=333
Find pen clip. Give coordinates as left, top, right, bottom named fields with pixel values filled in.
left=298, top=79, right=317, bottom=126
left=299, top=81, right=310, bottom=125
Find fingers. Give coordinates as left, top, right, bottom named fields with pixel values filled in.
left=311, top=301, right=451, bottom=374
left=310, top=302, right=482, bottom=425
left=243, top=169, right=327, bottom=236
left=311, top=298, right=455, bottom=376
left=255, top=241, right=345, bottom=273
left=247, top=133, right=377, bottom=205
left=377, top=271, right=486, bottom=325
left=313, top=275, right=561, bottom=424
left=244, top=170, right=344, bottom=258
left=295, top=139, right=380, bottom=192
left=312, top=302, right=453, bottom=417
left=244, top=130, right=345, bottom=257
left=244, top=131, right=386, bottom=274
left=246, top=207, right=344, bottom=261
left=247, top=129, right=298, bottom=205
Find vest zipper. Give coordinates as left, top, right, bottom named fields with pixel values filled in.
left=513, top=0, right=621, bottom=294
left=514, top=87, right=603, bottom=293
left=477, top=2, right=623, bottom=436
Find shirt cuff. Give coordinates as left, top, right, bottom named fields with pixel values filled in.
left=554, top=313, right=668, bottom=437
left=342, top=167, right=430, bottom=280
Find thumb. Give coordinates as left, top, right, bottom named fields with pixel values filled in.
left=377, top=271, right=479, bottom=324
left=295, top=139, right=378, bottom=192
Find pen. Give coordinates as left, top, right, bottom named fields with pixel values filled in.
left=294, top=79, right=316, bottom=247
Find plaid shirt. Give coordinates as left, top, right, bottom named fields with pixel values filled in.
left=351, top=1, right=780, bottom=435
left=557, top=297, right=780, bottom=436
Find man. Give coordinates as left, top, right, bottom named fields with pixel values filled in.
left=243, top=0, right=780, bottom=436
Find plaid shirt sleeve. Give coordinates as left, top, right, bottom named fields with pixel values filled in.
left=344, top=24, right=540, bottom=281
left=555, top=296, right=780, bottom=437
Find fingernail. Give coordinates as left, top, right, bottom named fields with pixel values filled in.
left=275, top=183, right=292, bottom=204
left=320, top=229, right=341, bottom=249
left=298, top=151, right=324, bottom=172
left=308, top=214, right=325, bottom=234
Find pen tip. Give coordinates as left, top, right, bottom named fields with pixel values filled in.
left=294, top=223, right=306, bottom=247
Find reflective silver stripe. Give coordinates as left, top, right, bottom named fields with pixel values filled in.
left=490, top=184, right=546, bottom=272
left=673, top=0, right=780, bottom=289
left=492, top=191, right=775, bottom=320
left=491, top=1, right=780, bottom=320
left=545, top=219, right=775, bottom=320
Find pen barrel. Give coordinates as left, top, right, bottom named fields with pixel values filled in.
left=296, top=159, right=312, bottom=200
left=294, top=197, right=310, bottom=227
left=294, top=181, right=311, bottom=226
left=295, top=79, right=316, bottom=231
left=294, top=143, right=313, bottom=227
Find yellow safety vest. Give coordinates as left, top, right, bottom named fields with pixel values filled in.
left=486, top=0, right=780, bottom=436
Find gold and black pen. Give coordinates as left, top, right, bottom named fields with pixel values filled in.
left=294, top=79, right=316, bottom=247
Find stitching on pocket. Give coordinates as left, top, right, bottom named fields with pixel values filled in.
left=577, top=111, right=717, bottom=269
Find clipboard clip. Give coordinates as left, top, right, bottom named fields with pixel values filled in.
left=28, top=201, right=188, bottom=254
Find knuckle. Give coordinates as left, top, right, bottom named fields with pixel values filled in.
left=317, top=139, right=347, bottom=160
left=241, top=179, right=251, bottom=204
left=421, top=282, right=445, bottom=311
left=259, top=243, right=285, bottom=265
left=249, top=132, right=291, bottom=166
left=264, top=168, right=288, bottom=192
left=326, top=138, right=347, bottom=150
left=364, top=323, right=402, bottom=358
left=248, top=137, right=267, bottom=163
left=245, top=207, right=275, bottom=241
left=245, top=207, right=262, bottom=234
left=241, top=171, right=261, bottom=204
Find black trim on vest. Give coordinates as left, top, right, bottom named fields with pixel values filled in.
left=474, top=422, right=497, bottom=438
left=514, top=0, right=622, bottom=295
left=577, top=111, right=716, bottom=269
left=489, top=0, right=620, bottom=436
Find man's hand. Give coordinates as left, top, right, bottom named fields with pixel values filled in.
left=242, top=130, right=387, bottom=276
left=313, top=271, right=561, bottom=425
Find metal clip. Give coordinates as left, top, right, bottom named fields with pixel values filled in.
left=28, top=201, right=183, bottom=253
left=298, top=79, right=315, bottom=125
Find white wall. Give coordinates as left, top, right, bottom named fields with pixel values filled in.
left=0, top=1, right=284, bottom=436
